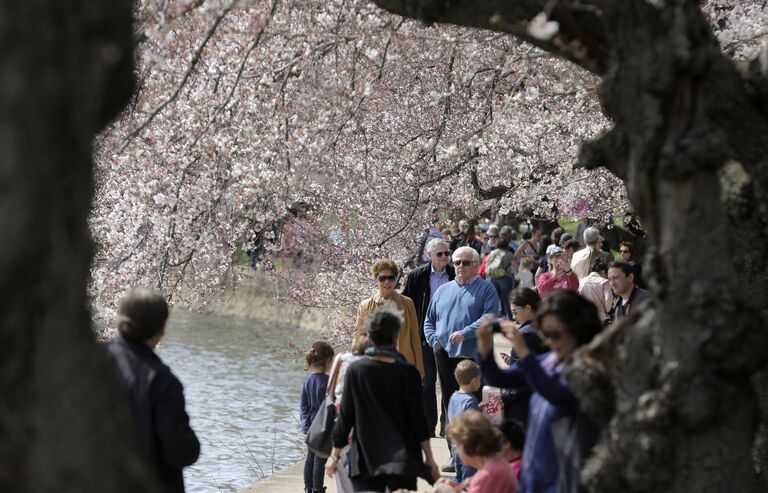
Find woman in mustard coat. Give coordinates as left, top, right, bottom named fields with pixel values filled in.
left=353, top=259, right=424, bottom=376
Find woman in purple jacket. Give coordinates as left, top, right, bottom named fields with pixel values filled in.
left=477, top=291, right=602, bottom=493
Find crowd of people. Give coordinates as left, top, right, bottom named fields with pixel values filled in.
left=100, top=219, right=647, bottom=493
left=306, top=220, right=648, bottom=493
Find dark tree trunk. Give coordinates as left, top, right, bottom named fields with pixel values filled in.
left=0, top=1, right=158, bottom=491
left=372, top=0, right=768, bottom=491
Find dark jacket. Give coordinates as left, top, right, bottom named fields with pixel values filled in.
left=300, top=372, right=329, bottom=432
left=401, top=262, right=455, bottom=342
left=107, top=334, right=200, bottom=493
left=608, top=286, right=649, bottom=324
left=450, top=234, right=483, bottom=256
left=331, top=358, right=431, bottom=482
left=502, top=320, right=549, bottom=425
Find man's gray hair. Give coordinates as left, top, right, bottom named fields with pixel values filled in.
left=426, top=237, right=450, bottom=255
left=452, top=246, right=480, bottom=263
left=583, top=227, right=600, bottom=245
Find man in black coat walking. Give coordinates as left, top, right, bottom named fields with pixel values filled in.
left=401, top=238, right=455, bottom=437
left=106, top=288, right=200, bottom=493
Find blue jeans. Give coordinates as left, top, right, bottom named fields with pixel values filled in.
left=304, top=447, right=326, bottom=490
left=421, top=342, right=438, bottom=435
left=491, top=275, right=515, bottom=319
left=453, top=445, right=476, bottom=483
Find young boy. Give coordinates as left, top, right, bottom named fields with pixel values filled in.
left=447, top=360, right=482, bottom=483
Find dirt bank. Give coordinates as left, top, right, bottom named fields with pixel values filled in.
left=176, top=269, right=332, bottom=332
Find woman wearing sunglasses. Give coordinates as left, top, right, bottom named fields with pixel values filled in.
left=476, top=291, right=602, bottom=493
left=353, top=259, right=425, bottom=376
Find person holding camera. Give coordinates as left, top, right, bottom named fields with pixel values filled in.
left=536, top=246, right=578, bottom=298
left=476, top=291, right=602, bottom=493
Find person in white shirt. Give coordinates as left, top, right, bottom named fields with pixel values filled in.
left=577, top=261, right=613, bottom=322
left=570, top=227, right=613, bottom=279
left=516, top=256, right=534, bottom=289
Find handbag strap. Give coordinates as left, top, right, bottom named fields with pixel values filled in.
left=326, top=354, right=343, bottom=400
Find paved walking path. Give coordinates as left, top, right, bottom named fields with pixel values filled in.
left=239, top=436, right=452, bottom=493
left=239, top=335, right=513, bottom=493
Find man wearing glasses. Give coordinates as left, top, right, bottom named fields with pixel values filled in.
left=619, top=240, right=644, bottom=288
left=480, top=224, right=500, bottom=256
left=423, top=246, right=500, bottom=464
left=402, top=238, right=455, bottom=437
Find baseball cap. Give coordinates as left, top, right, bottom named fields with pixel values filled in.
left=547, top=245, right=564, bottom=255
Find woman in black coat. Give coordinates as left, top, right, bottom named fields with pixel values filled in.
left=325, top=309, right=440, bottom=492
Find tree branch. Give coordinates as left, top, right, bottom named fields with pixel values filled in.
left=469, top=167, right=510, bottom=200
left=370, top=0, right=609, bottom=74
left=577, top=126, right=628, bottom=181
left=121, top=3, right=234, bottom=149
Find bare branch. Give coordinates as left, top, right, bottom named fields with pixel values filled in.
left=370, top=0, right=609, bottom=73
left=121, top=3, right=234, bottom=149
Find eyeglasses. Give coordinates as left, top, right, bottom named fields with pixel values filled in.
left=620, top=249, right=631, bottom=254
left=377, top=275, right=396, bottom=282
left=434, top=251, right=451, bottom=257
left=541, top=330, right=563, bottom=341
left=488, top=235, right=499, bottom=238
left=453, top=260, right=474, bottom=267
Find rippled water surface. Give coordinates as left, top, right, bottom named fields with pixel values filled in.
left=159, top=311, right=318, bottom=492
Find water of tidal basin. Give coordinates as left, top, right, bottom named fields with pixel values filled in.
left=158, top=310, right=319, bottom=493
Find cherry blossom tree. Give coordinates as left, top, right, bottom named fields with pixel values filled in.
left=92, top=0, right=627, bottom=324
left=89, top=0, right=767, bottom=487
left=368, top=0, right=768, bottom=491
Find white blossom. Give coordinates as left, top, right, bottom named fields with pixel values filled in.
left=527, top=13, right=559, bottom=41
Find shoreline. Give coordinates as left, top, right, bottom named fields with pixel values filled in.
left=237, top=335, right=513, bottom=493
left=175, top=269, right=333, bottom=332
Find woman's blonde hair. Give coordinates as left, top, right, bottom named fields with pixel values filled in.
left=446, top=410, right=503, bottom=457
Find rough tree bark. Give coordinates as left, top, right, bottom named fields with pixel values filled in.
left=371, top=0, right=768, bottom=491
left=0, top=1, right=158, bottom=491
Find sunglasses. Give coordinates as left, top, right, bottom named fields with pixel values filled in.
left=620, top=250, right=631, bottom=254
left=453, top=260, right=474, bottom=267
left=541, top=330, right=563, bottom=341
left=377, top=275, right=396, bottom=282
left=434, top=251, right=451, bottom=257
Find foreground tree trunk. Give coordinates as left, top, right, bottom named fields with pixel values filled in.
left=0, top=2, right=158, bottom=491
left=372, top=0, right=768, bottom=491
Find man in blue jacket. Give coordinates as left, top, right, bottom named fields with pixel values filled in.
left=423, top=246, right=500, bottom=468
left=106, top=288, right=200, bottom=493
